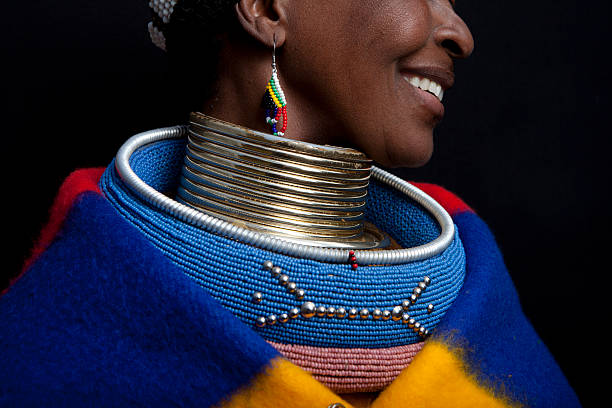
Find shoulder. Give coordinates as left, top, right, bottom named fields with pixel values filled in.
left=16, top=168, right=106, bottom=284
left=411, top=182, right=474, bottom=217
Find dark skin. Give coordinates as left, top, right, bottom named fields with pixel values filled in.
left=203, top=0, right=473, bottom=169
left=203, top=1, right=473, bottom=405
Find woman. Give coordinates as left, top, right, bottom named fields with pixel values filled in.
left=0, top=1, right=580, bottom=407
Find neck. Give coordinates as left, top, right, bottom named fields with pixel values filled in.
left=201, top=39, right=344, bottom=146
left=176, top=112, right=387, bottom=249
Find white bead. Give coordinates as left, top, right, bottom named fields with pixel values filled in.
left=271, top=266, right=281, bottom=276
left=148, top=21, right=167, bottom=52
left=255, top=317, right=266, bottom=327
left=300, top=302, right=316, bottom=318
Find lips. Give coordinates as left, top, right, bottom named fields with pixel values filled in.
left=399, top=66, right=455, bottom=102
left=397, top=65, right=455, bottom=121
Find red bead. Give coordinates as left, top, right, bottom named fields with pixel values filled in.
left=349, top=250, right=355, bottom=256
left=352, top=263, right=358, bottom=269
left=350, top=256, right=357, bottom=262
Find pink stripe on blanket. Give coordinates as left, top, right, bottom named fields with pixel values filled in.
left=268, top=341, right=424, bottom=393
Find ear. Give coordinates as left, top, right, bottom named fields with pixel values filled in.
left=235, top=0, right=288, bottom=48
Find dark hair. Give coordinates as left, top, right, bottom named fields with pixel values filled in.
left=155, top=0, right=238, bottom=113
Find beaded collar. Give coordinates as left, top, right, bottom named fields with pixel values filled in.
left=99, top=122, right=466, bottom=392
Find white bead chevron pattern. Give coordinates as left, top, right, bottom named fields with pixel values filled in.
left=147, top=21, right=166, bottom=51
left=149, top=0, right=178, bottom=24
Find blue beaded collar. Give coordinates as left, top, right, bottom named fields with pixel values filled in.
left=99, top=138, right=465, bottom=348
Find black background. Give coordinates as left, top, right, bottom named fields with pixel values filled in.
left=2, top=2, right=609, bottom=406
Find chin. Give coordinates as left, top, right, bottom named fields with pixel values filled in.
left=373, top=137, right=434, bottom=169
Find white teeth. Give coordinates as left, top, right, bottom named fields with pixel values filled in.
left=420, top=78, right=431, bottom=90
left=403, top=75, right=444, bottom=102
left=429, top=82, right=438, bottom=95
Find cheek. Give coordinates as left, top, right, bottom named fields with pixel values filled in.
left=343, top=34, right=436, bottom=164
left=284, top=1, right=435, bottom=167
left=281, top=4, right=353, bottom=120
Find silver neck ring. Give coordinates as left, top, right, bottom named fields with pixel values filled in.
left=114, top=122, right=456, bottom=264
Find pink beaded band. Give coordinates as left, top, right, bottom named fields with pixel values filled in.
left=268, top=341, right=424, bottom=393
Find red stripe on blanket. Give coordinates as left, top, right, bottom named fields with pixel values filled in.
left=3, top=168, right=106, bottom=297
left=412, top=182, right=474, bottom=216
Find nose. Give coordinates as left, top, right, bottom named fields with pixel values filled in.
left=433, top=5, right=474, bottom=59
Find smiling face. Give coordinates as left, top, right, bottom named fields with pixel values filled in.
left=278, top=0, right=474, bottom=167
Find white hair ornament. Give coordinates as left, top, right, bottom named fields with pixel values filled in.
left=147, top=0, right=178, bottom=51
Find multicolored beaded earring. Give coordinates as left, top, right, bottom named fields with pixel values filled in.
left=262, top=34, right=288, bottom=137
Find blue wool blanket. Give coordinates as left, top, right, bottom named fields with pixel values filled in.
left=0, top=144, right=580, bottom=407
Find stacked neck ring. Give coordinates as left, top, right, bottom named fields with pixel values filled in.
left=176, top=112, right=388, bottom=249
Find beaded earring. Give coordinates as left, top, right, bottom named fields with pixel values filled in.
left=262, top=35, right=288, bottom=136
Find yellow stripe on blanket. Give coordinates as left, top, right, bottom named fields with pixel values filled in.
left=217, top=342, right=519, bottom=408
left=215, top=357, right=353, bottom=408
left=372, top=341, right=519, bottom=408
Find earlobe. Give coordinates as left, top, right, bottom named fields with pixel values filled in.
left=235, top=0, right=287, bottom=48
